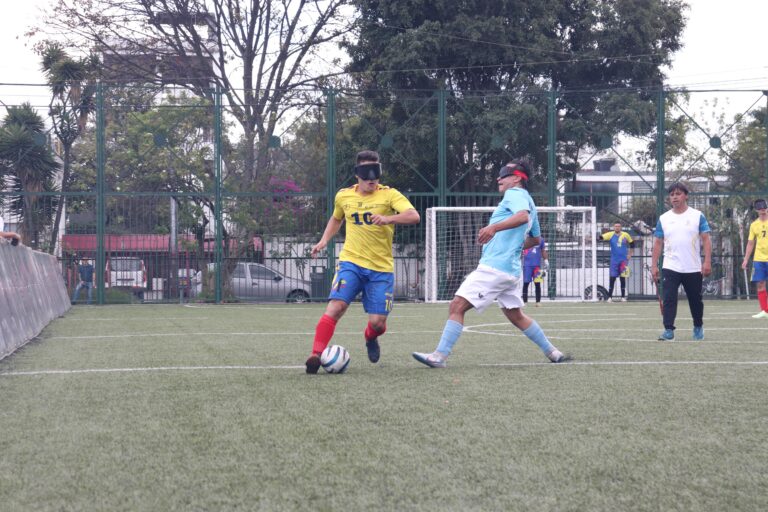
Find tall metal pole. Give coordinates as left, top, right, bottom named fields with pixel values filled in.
left=547, top=89, right=558, bottom=299
left=437, top=88, right=447, bottom=206
left=656, top=88, right=666, bottom=217
left=214, top=86, right=223, bottom=303
left=325, top=89, right=337, bottom=289
left=95, top=80, right=106, bottom=305
left=547, top=89, right=557, bottom=208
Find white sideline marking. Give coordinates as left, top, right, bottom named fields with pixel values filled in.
left=62, top=317, right=210, bottom=321
left=3, top=360, right=767, bottom=377
left=44, top=330, right=445, bottom=340
left=481, top=361, right=768, bottom=367
left=0, top=365, right=303, bottom=377
left=464, top=322, right=768, bottom=332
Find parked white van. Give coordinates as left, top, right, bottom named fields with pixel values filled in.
left=106, top=257, right=147, bottom=300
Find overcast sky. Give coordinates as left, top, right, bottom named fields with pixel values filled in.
left=1, top=0, right=767, bottom=114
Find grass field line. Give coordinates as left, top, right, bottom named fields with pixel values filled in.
left=553, top=336, right=768, bottom=344
left=42, top=323, right=768, bottom=341
left=60, top=317, right=211, bottom=321
left=3, top=359, right=768, bottom=378
left=479, top=360, right=768, bottom=367
left=42, top=329, right=446, bottom=340
left=465, top=322, right=768, bottom=331
left=0, top=365, right=304, bottom=377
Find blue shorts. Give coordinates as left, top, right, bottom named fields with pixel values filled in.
left=752, top=261, right=768, bottom=282
left=328, top=261, right=394, bottom=315
left=523, top=265, right=540, bottom=283
left=609, top=260, right=628, bottom=278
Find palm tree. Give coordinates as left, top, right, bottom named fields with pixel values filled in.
left=0, top=103, right=60, bottom=249
left=40, top=42, right=98, bottom=251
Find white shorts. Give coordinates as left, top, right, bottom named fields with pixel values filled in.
left=455, top=264, right=525, bottom=313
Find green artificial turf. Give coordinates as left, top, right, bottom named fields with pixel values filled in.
left=0, top=301, right=766, bottom=511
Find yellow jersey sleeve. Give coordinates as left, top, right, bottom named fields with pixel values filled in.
left=388, top=188, right=416, bottom=213
left=332, top=190, right=346, bottom=220
left=601, top=231, right=612, bottom=242
left=622, top=232, right=634, bottom=244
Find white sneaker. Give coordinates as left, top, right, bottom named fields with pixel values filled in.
left=620, top=297, right=627, bottom=302
left=412, top=352, right=447, bottom=368
left=752, top=311, right=768, bottom=319
left=546, top=349, right=572, bottom=363
left=605, top=298, right=613, bottom=303
left=535, top=302, right=541, bottom=307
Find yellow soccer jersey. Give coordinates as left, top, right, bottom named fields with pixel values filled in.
left=332, top=184, right=415, bottom=272
left=748, top=218, right=768, bottom=262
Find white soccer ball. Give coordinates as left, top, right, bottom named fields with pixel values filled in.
left=320, top=345, right=350, bottom=374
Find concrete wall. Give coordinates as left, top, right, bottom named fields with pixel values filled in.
left=0, top=240, right=71, bottom=360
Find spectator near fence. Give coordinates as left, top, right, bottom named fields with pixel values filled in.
left=72, top=259, right=95, bottom=305
left=599, top=223, right=634, bottom=302
left=651, top=182, right=712, bottom=341
left=522, top=237, right=547, bottom=306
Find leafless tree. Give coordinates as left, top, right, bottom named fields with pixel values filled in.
left=37, top=0, right=352, bottom=183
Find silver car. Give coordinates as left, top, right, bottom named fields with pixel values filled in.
left=199, top=262, right=311, bottom=302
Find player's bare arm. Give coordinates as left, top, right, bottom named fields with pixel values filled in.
left=311, top=216, right=343, bottom=258
left=477, top=210, right=529, bottom=244
left=522, top=236, right=541, bottom=250
left=650, top=237, right=663, bottom=282
left=701, top=232, right=712, bottom=276
left=370, top=208, right=420, bottom=226
left=742, top=239, right=755, bottom=269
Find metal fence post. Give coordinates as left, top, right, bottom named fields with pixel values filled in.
left=95, top=80, right=105, bottom=305
left=547, top=89, right=557, bottom=208
left=547, top=88, right=558, bottom=299
left=656, top=87, right=666, bottom=217
left=437, top=88, right=447, bottom=207
left=325, top=89, right=337, bottom=283
left=214, top=85, right=223, bottom=303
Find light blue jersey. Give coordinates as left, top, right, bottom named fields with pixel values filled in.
left=479, top=187, right=540, bottom=276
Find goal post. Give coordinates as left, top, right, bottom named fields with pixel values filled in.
left=425, top=206, right=598, bottom=303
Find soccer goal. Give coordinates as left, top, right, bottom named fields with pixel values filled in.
left=425, top=206, right=598, bottom=303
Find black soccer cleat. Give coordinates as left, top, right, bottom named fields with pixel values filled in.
left=366, top=338, right=380, bottom=363
left=305, top=355, right=321, bottom=374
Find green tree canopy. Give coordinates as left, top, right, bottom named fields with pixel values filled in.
left=343, top=0, right=687, bottom=194
left=0, top=103, right=61, bottom=248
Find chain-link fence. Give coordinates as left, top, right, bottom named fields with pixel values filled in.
left=2, top=84, right=767, bottom=303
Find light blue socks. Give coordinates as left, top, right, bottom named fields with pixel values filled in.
left=436, top=319, right=464, bottom=357
left=522, top=320, right=554, bottom=354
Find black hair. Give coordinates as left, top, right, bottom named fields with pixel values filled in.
left=666, top=182, right=689, bottom=195
left=356, top=150, right=379, bottom=164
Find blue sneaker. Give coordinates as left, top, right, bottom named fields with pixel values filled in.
left=692, top=326, right=704, bottom=341
left=657, top=329, right=675, bottom=341
left=366, top=338, right=380, bottom=363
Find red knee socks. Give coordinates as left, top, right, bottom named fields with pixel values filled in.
left=759, top=289, right=768, bottom=312
left=312, top=314, right=338, bottom=355
left=364, top=322, right=386, bottom=342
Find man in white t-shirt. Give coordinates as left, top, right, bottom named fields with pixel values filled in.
left=651, top=182, right=712, bottom=341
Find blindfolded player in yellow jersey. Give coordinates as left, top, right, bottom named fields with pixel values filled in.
left=305, top=150, right=420, bottom=374
left=742, top=198, right=768, bottom=319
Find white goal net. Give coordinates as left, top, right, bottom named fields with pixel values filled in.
left=425, top=206, right=598, bottom=303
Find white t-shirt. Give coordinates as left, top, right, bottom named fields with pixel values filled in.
left=654, top=206, right=711, bottom=273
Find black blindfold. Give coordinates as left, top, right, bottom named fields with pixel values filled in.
left=354, top=163, right=382, bottom=180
